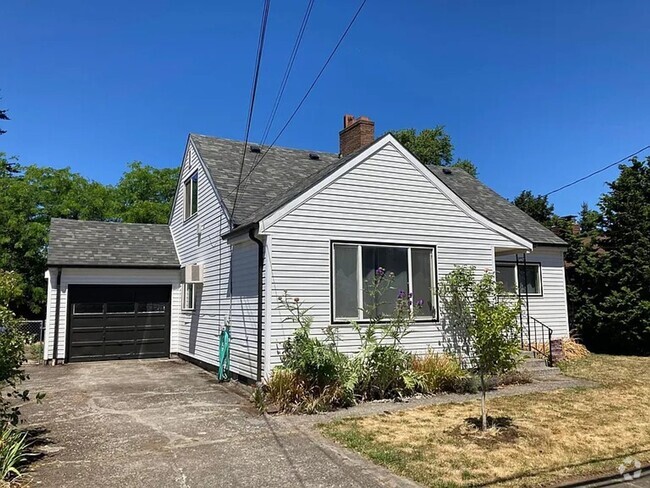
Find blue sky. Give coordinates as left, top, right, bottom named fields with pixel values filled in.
left=2, top=0, right=649, bottom=215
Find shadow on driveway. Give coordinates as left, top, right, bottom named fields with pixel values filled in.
left=21, top=359, right=415, bottom=488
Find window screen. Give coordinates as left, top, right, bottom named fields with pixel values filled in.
left=411, top=248, right=434, bottom=317
left=333, top=245, right=358, bottom=318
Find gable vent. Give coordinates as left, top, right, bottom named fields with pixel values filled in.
left=250, top=145, right=261, bottom=153
left=308, top=152, right=320, bottom=160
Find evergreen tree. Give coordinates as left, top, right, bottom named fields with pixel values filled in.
left=579, top=157, right=650, bottom=355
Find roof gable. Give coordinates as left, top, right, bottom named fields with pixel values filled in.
left=190, top=134, right=342, bottom=225
left=48, top=218, right=180, bottom=268
left=189, top=133, right=565, bottom=247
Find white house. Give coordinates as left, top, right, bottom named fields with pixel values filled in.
left=44, top=115, right=569, bottom=381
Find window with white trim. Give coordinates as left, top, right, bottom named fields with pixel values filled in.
left=332, top=243, right=437, bottom=321
left=184, top=172, right=198, bottom=219
left=496, top=262, right=542, bottom=296
left=182, top=283, right=196, bottom=310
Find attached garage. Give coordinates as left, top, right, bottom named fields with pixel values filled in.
left=67, top=285, right=171, bottom=361
left=45, top=219, right=182, bottom=364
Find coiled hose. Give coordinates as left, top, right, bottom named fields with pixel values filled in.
left=218, top=327, right=230, bottom=381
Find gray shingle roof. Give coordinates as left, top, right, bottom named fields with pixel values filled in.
left=48, top=218, right=180, bottom=268
left=192, top=134, right=566, bottom=247
left=427, top=167, right=566, bottom=246
left=190, top=134, right=343, bottom=225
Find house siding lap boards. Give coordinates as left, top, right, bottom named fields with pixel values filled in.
left=497, top=247, right=570, bottom=339
left=261, top=142, right=532, bottom=371
left=169, top=142, right=261, bottom=380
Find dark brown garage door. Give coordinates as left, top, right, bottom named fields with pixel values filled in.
left=67, top=285, right=171, bottom=362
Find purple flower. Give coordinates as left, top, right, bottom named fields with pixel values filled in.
left=397, top=289, right=406, bottom=299
left=416, top=299, right=424, bottom=307
left=376, top=267, right=386, bottom=277
left=408, top=292, right=413, bottom=298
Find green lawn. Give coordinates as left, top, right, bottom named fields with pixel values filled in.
left=321, top=355, right=650, bottom=487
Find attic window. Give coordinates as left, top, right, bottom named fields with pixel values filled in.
left=184, top=172, right=198, bottom=220
left=309, top=152, right=320, bottom=160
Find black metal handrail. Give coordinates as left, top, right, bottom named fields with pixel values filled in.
left=521, top=314, right=554, bottom=365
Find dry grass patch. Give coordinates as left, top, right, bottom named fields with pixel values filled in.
left=321, top=355, right=650, bottom=487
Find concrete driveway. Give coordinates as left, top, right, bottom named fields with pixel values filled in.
left=21, top=359, right=415, bottom=488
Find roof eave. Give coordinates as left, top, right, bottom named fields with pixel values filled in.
left=221, top=222, right=258, bottom=241
left=46, top=263, right=181, bottom=270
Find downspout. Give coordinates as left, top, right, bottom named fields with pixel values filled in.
left=515, top=254, right=524, bottom=349
left=52, top=267, right=62, bottom=365
left=248, top=227, right=264, bottom=383
left=522, top=253, right=531, bottom=350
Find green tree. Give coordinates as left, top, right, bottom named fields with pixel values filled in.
left=578, top=157, right=650, bottom=355
left=513, top=190, right=555, bottom=227
left=114, top=162, right=179, bottom=224
left=578, top=202, right=600, bottom=234
left=439, top=267, right=521, bottom=430
left=0, top=165, right=114, bottom=314
left=392, top=127, right=478, bottom=177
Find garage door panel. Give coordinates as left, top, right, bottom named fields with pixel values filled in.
left=68, top=285, right=171, bottom=362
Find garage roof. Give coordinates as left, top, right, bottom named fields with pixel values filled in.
left=48, top=218, right=180, bottom=268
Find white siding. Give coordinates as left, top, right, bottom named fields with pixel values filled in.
left=498, top=247, right=570, bottom=339
left=262, top=142, right=530, bottom=369
left=43, top=267, right=181, bottom=361
left=169, top=142, right=261, bottom=380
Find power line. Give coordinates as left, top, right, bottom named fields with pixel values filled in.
left=228, top=0, right=367, bottom=200
left=256, top=0, right=315, bottom=153
left=543, top=144, right=650, bottom=197
left=231, top=0, right=271, bottom=223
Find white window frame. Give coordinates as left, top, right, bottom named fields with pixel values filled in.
left=331, top=242, right=438, bottom=322
left=184, top=171, right=198, bottom=220
left=182, top=283, right=196, bottom=310
left=495, top=261, right=543, bottom=297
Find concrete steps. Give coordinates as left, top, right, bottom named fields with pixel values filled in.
left=518, top=351, right=562, bottom=379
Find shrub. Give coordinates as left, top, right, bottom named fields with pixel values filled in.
left=354, top=345, right=415, bottom=400
left=0, top=424, right=29, bottom=481
left=410, top=351, right=468, bottom=393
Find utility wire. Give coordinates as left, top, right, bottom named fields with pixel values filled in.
left=543, top=144, right=650, bottom=197
left=231, top=0, right=271, bottom=224
left=227, top=0, right=367, bottom=200
left=256, top=0, right=315, bottom=154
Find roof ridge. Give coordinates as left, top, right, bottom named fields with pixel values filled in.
left=189, top=133, right=340, bottom=158
left=51, top=218, right=170, bottom=228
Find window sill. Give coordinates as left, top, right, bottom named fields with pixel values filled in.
left=183, top=213, right=199, bottom=224
left=332, top=317, right=440, bottom=325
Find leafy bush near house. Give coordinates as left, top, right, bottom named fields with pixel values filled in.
left=254, top=267, right=524, bottom=414
left=0, top=270, right=44, bottom=426
left=255, top=294, right=354, bottom=413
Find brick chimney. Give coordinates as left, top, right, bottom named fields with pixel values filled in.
left=339, top=114, right=375, bottom=156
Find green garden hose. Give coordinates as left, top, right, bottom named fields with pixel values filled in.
left=218, top=327, right=230, bottom=381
